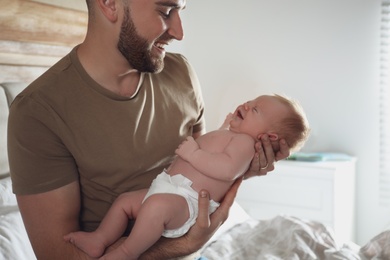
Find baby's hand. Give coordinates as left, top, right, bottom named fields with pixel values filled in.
left=175, top=136, right=199, bottom=161
left=220, top=113, right=234, bottom=129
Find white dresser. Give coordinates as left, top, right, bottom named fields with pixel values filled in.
left=236, top=159, right=356, bottom=242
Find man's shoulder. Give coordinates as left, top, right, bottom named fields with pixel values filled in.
left=164, top=52, right=190, bottom=72
left=150, top=52, right=194, bottom=86
left=11, top=53, right=82, bottom=113
left=165, top=52, right=186, bottom=62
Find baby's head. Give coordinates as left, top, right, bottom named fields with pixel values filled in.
left=270, top=94, right=310, bottom=152
left=230, top=94, right=310, bottom=152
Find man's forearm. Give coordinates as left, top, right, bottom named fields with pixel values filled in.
left=32, top=240, right=94, bottom=260
left=139, top=236, right=197, bottom=260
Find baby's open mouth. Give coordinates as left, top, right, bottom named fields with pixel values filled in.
left=237, top=110, right=244, bottom=119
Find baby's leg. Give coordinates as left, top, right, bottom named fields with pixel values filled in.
left=64, top=189, right=148, bottom=258
left=101, top=193, right=190, bottom=260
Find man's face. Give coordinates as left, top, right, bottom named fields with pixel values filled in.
left=118, top=0, right=186, bottom=73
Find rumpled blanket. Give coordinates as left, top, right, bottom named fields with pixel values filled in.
left=201, top=215, right=382, bottom=260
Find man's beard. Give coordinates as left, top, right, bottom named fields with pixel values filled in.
left=118, top=6, right=164, bottom=73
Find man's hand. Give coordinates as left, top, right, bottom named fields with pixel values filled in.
left=183, top=177, right=242, bottom=250
left=139, top=178, right=242, bottom=260
left=244, top=134, right=290, bottom=179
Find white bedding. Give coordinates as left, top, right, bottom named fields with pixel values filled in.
left=1, top=174, right=389, bottom=260
left=201, top=215, right=390, bottom=260
left=0, top=206, right=35, bottom=260
left=0, top=177, right=35, bottom=260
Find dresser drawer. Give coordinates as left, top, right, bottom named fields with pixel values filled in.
left=235, top=159, right=356, bottom=242
left=237, top=168, right=334, bottom=223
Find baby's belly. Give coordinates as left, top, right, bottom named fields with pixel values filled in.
left=168, top=158, right=232, bottom=202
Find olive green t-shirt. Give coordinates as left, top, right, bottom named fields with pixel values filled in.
left=8, top=47, right=205, bottom=231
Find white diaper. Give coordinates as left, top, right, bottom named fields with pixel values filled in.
left=143, top=170, right=220, bottom=238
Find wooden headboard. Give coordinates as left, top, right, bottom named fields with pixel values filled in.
left=0, top=0, right=88, bottom=83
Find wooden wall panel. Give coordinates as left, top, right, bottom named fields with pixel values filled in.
left=0, top=0, right=87, bottom=46
left=0, top=0, right=87, bottom=83
left=0, top=64, right=48, bottom=84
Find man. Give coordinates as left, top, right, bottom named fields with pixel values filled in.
left=8, top=0, right=289, bottom=259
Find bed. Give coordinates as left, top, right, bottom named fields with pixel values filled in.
left=1, top=180, right=390, bottom=260
left=1, top=82, right=390, bottom=259
left=200, top=203, right=390, bottom=259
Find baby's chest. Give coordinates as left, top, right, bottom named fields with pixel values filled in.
left=197, top=131, right=235, bottom=152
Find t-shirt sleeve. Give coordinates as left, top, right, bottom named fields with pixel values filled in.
left=180, top=54, right=206, bottom=134
left=8, top=94, right=78, bottom=195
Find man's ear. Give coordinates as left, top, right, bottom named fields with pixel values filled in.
left=97, top=0, right=119, bottom=22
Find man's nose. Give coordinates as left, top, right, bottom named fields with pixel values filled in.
left=167, top=13, right=184, bottom=41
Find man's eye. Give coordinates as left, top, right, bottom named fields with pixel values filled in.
left=160, top=9, right=172, bottom=18
left=160, top=12, right=169, bottom=18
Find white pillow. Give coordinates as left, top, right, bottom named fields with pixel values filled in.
left=0, top=206, right=36, bottom=259
left=0, top=176, right=36, bottom=259
left=0, top=176, right=17, bottom=206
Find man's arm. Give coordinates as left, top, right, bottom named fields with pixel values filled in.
left=16, top=181, right=93, bottom=260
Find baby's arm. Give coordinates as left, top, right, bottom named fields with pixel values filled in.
left=175, top=135, right=254, bottom=181
left=219, top=113, right=233, bottom=130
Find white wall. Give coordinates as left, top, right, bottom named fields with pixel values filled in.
left=169, top=0, right=387, bottom=245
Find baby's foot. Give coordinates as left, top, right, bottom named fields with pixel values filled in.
left=64, top=231, right=105, bottom=258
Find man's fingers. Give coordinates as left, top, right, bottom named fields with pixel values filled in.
left=261, top=134, right=275, bottom=167
left=196, top=190, right=211, bottom=229
left=256, top=141, right=267, bottom=166
left=210, top=178, right=242, bottom=226
left=276, top=139, right=290, bottom=161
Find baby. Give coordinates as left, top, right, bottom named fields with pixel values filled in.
left=64, top=94, right=310, bottom=260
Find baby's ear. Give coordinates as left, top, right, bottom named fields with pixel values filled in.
left=267, top=132, right=279, bottom=141
left=257, top=133, right=278, bottom=141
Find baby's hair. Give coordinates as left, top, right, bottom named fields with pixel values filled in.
left=272, top=94, right=310, bottom=152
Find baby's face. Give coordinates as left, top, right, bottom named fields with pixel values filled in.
left=229, top=95, right=288, bottom=139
